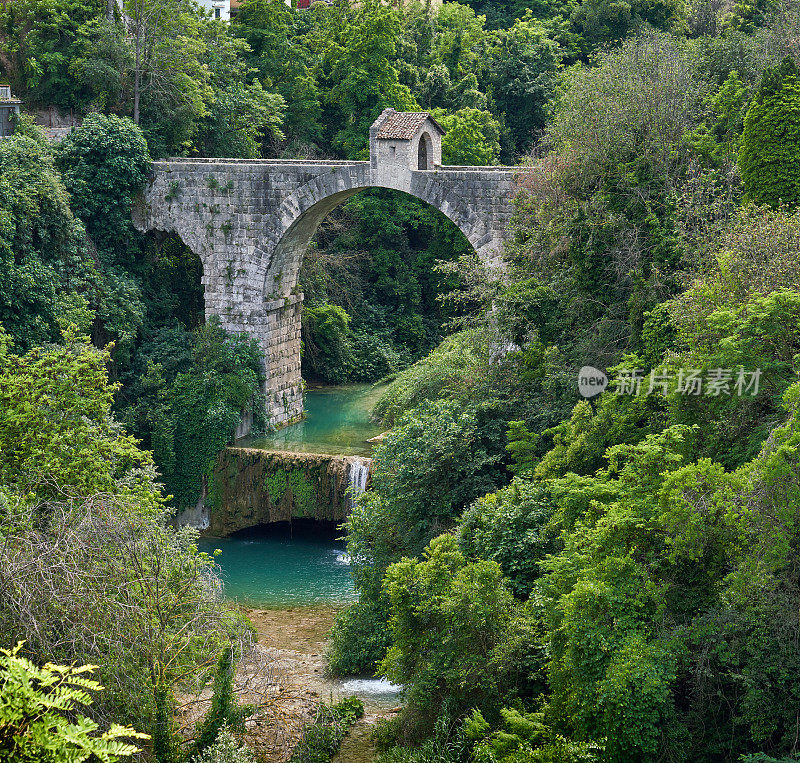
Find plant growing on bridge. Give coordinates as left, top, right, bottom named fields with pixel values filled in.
left=147, top=318, right=266, bottom=511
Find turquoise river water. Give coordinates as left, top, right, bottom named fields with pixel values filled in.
left=204, top=383, right=387, bottom=605
left=203, top=384, right=403, bottom=710
left=199, top=525, right=356, bottom=606
left=241, top=383, right=386, bottom=456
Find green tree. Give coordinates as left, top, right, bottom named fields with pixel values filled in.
left=0, top=328, right=161, bottom=508
left=458, top=478, right=559, bottom=598
left=739, top=56, right=800, bottom=210
left=301, top=302, right=353, bottom=384
left=0, top=0, right=105, bottom=109
left=508, top=31, right=701, bottom=367
left=55, top=113, right=151, bottom=362
left=55, top=113, right=150, bottom=258
left=192, top=21, right=285, bottom=158
left=0, top=128, right=95, bottom=352
left=686, top=69, right=749, bottom=166
left=0, top=325, right=245, bottom=748
left=486, top=15, right=561, bottom=157
left=69, top=18, right=134, bottom=114
left=328, top=399, right=503, bottom=675
left=320, top=0, right=418, bottom=158
left=432, top=107, right=501, bottom=165
left=381, top=535, right=517, bottom=730
left=570, top=0, right=684, bottom=53
left=232, top=0, right=322, bottom=148
left=124, top=0, right=209, bottom=123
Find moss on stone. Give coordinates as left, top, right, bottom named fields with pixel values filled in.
left=287, top=470, right=316, bottom=517
left=201, top=447, right=370, bottom=536
left=265, top=468, right=288, bottom=505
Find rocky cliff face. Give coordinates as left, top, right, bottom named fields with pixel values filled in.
left=181, top=447, right=372, bottom=536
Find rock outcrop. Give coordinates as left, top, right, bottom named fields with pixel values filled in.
left=179, top=447, right=372, bottom=536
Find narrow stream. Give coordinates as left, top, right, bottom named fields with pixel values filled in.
left=207, top=384, right=402, bottom=750
left=201, top=523, right=402, bottom=716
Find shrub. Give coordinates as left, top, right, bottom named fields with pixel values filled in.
left=349, top=330, right=402, bottom=382
left=301, top=302, right=354, bottom=383
left=373, top=330, right=485, bottom=425
left=327, top=597, right=393, bottom=676
left=151, top=318, right=266, bottom=510
left=372, top=715, right=403, bottom=751
left=289, top=697, right=364, bottom=763
left=458, top=479, right=559, bottom=599
left=381, top=535, right=517, bottom=727
left=192, top=725, right=256, bottom=763
left=191, top=646, right=254, bottom=757
left=375, top=712, right=470, bottom=763
left=740, top=56, right=800, bottom=210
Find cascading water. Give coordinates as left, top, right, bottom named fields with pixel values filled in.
left=347, top=457, right=371, bottom=508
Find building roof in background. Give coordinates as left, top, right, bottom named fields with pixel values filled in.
left=376, top=111, right=445, bottom=140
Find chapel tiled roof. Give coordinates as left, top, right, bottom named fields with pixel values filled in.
left=376, top=111, right=445, bottom=139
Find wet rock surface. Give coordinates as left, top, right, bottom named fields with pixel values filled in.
left=197, top=448, right=371, bottom=536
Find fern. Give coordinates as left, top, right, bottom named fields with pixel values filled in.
left=0, top=642, right=148, bottom=763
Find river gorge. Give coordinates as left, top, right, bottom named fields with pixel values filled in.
left=179, top=385, right=383, bottom=536
left=188, top=384, right=397, bottom=761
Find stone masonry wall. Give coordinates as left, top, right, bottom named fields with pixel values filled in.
left=133, top=153, right=517, bottom=428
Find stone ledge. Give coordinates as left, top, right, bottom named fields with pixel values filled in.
left=263, top=293, right=304, bottom=312
left=201, top=447, right=373, bottom=536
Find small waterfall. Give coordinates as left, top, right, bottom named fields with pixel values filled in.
left=339, top=677, right=402, bottom=695
left=347, top=457, right=371, bottom=508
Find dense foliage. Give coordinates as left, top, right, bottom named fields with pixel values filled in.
left=2, top=0, right=800, bottom=759
left=739, top=55, right=800, bottom=209
left=288, top=697, right=365, bottom=763
left=319, top=15, right=800, bottom=763
left=0, top=332, right=253, bottom=757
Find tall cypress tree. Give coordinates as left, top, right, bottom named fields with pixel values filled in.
left=739, top=56, right=800, bottom=210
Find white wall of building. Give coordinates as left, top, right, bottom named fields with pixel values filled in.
left=196, top=0, right=230, bottom=21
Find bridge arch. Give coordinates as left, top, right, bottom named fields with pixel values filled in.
left=133, top=121, right=516, bottom=428
left=418, top=132, right=432, bottom=169
left=257, top=163, right=492, bottom=302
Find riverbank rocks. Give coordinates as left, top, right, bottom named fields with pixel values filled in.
left=192, top=447, right=371, bottom=536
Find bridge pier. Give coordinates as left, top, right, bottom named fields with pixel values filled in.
left=133, top=111, right=517, bottom=429
left=258, top=293, right=304, bottom=426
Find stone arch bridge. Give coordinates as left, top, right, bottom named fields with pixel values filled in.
left=133, top=110, right=518, bottom=428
